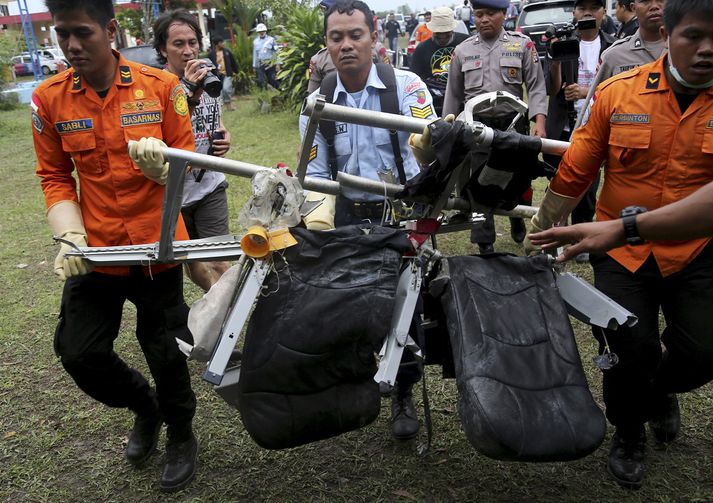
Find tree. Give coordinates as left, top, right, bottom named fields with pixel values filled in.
left=397, top=4, right=413, bottom=15
left=116, top=9, right=144, bottom=41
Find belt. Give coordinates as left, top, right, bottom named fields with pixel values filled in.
left=339, top=196, right=386, bottom=220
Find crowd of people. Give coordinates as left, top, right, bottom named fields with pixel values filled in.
left=30, top=0, right=713, bottom=494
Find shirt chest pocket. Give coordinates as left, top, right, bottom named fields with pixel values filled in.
left=334, top=129, right=352, bottom=157
left=462, top=59, right=484, bottom=91
left=703, top=131, right=713, bottom=156
left=60, top=131, right=100, bottom=174
left=122, top=120, right=164, bottom=144
left=374, top=128, right=398, bottom=175
left=608, top=124, right=652, bottom=171
left=500, top=57, right=522, bottom=85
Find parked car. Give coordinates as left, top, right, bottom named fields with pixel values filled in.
left=516, top=0, right=575, bottom=59
left=11, top=51, right=64, bottom=76
left=118, top=45, right=162, bottom=69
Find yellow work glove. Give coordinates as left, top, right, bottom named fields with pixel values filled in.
left=524, top=187, right=580, bottom=256
left=303, top=191, right=336, bottom=231
left=47, top=200, right=94, bottom=280
left=408, top=114, right=454, bottom=166
left=128, top=137, right=169, bottom=184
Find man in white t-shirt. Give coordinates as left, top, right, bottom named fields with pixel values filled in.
left=543, top=0, right=615, bottom=245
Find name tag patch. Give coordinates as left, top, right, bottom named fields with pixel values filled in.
left=55, top=118, right=93, bottom=134
left=707, top=119, right=713, bottom=129
left=121, top=111, right=163, bottom=127
left=335, top=123, right=348, bottom=134
left=610, top=113, right=650, bottom=124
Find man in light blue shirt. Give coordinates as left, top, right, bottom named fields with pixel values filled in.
left=299, top=0, right=436, bottom=442
left=252, top=23, right=280, bottom=89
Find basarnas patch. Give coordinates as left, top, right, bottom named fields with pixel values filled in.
left=410, top=105, right=434, bottom=119
left=120, top=111, right=163, bottom=127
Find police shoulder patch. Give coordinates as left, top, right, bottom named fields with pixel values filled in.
left=410, top=105, right=434, bottom=119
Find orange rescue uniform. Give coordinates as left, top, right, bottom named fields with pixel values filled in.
left=550, top=55, right=713, bottom=277
left=32, top=51, right=195, bottom=275
left=415, top=24, right=433, bottom=44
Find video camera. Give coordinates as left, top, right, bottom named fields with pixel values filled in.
left=196, top=59, right=224, bottom=98
left=544, top=18, right=597, bottom=61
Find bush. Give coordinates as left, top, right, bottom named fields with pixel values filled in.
left=0, top=91, right=20, bottom=111
left=228, top=29, right=255, bottom=95
left=276, top=4, right=324, bottom=110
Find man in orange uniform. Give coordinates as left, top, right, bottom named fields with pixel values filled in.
left=525, top=0, right=713, bottom=489
left=32, top=0, right=198, bottom=492
left=414, top=11, right=433, bottom=43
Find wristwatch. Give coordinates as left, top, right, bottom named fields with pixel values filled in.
left=620, top=206, right=647, bottom=245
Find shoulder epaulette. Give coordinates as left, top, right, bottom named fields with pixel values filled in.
left=598, top=65, right=642, bottom=90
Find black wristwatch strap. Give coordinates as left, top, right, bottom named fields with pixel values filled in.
left=620, top=206, right=647, bottom=245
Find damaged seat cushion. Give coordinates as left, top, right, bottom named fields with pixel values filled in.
left=237, top=225, right=412, bottom=449
left=430, top=254, right=606, bottom=461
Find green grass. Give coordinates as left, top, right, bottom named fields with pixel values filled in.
left=1, top=95, right=712, bottom=502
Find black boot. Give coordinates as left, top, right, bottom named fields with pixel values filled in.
left=390, top=384, right=419, bottom=440
left=607, top=427, right=646, bottom=489
left=649, top=393, right=680, bottom=443
left=160, top=424, right=198, bottom=493
left=125, top=402, right=162, bottom=467
left=510, top=218, right=526, bottom=243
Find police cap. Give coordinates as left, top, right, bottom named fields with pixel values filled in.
left=471, top=0, right=510, bottom=9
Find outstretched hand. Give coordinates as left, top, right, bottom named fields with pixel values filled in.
left=528, top=219, right=626, bottom=262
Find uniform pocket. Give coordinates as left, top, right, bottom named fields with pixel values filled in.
left=703, top=131, right=713, bottom=155
left=122, top=124, right=164, bottom=143
left=334, top=132, right=352, bottom=157
left=608, top=124, right=652, bottom=170
left=462, top=59, right=484, bottom=92
left=60, top=131, right=100, bottom=174
left=500, top=57, right=522, bottom=85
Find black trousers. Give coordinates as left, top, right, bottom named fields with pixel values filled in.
left=591, top=244, right=713, bottom=430
left=54, top=266, right=196, bottom=426
left=335, top=197, right=422, bottom=387
left=257, top=64, right=279, bottom=90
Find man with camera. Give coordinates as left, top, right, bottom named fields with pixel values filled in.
left=442, top=0, right=548, bottom=254
left=543, top=0, right=615, bottom=261
left=574, top=0, right=666, bottom=129
left=153, top=10, right=233, bottom=292
left=526, top=0, right=713, bottom=488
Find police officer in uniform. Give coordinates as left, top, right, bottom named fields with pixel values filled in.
left=300, top=0, right=436, bottom=442
left=443, top=0, right=547, bottom=253
left=574, top=0, right=666, bottom=129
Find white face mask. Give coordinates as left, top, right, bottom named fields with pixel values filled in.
left=668, top=53, right=713, bottom=89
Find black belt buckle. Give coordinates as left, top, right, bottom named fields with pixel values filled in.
left=352, top=200, right=385, bottom=219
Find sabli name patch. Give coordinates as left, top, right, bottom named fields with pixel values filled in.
left=610, top=113, right=650, bottom=124
left=121, top=111, right=162, bottom=127
left=410, top=105, right=434, bottom=119
left=55, top=118, right=93, bottom=134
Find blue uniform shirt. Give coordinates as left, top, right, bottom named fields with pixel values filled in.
left=253, top=35, right=278, bottom=68
left=300, top=64, right=436, bottom=202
